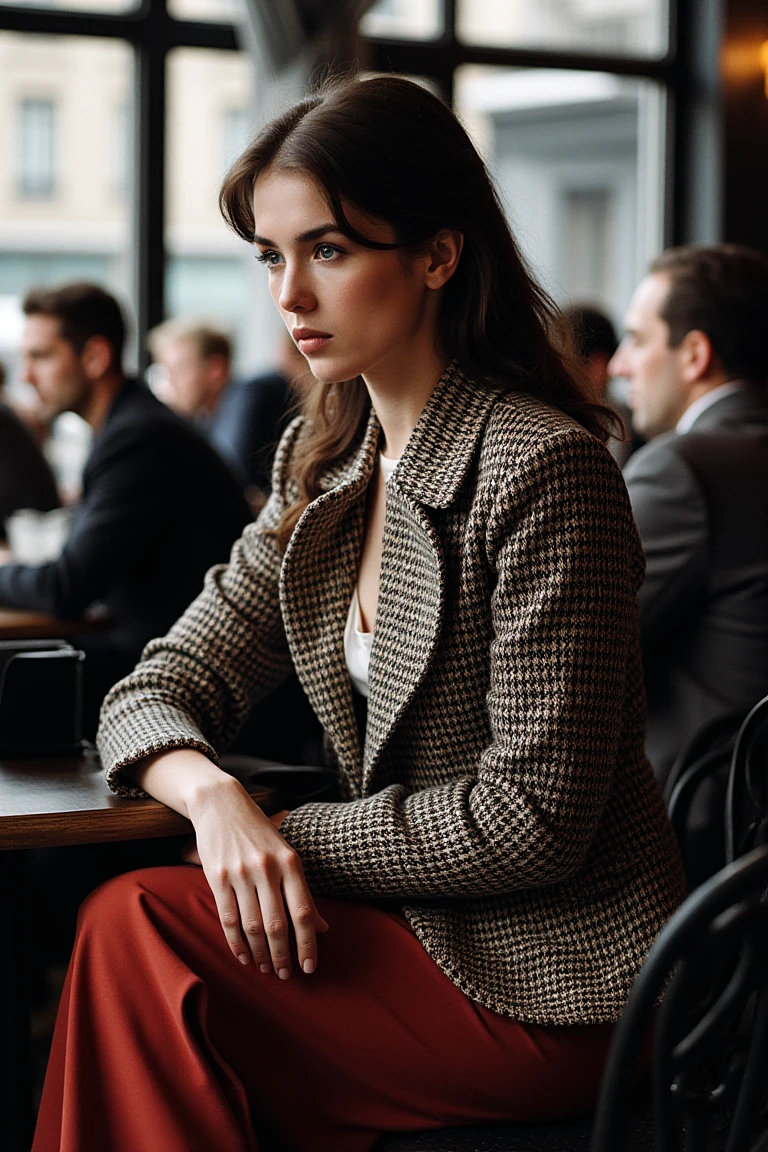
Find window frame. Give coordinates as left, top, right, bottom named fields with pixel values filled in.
left=0, top=0, right=690, bottom=362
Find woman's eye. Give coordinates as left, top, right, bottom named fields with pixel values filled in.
left=316, top=244, right=338, bottom=261
left=255, top=249, right=282, bottom=268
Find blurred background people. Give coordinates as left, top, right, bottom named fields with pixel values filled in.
left=610, top=243, right=768, bottom=793
left=562, top=303, right=638, bottom=467
left=0, top=358, right=60, bottom=541
left=148, top=318, right=301, bottom=509
left=0, top=281, right=252, bottom=733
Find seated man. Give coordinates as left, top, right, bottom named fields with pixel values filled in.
left=610, top=244, right=768, bottom=788
left=148, top=318, right=293, bottom=503
left=0, top=282, right=252, bottom=730
left=0, top=360, right=60, bottom=538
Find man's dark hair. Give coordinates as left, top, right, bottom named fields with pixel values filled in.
left=650, top=244, right=768, bottom=382
left=22, top=282, right=126, bottom=373
left=563, top=305, right=618, bottom=361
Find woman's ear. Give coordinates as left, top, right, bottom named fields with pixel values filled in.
left=425, top=230, right=464, bottom=290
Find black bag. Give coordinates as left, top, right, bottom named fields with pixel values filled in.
left=0, top=639, right=85, bottom=757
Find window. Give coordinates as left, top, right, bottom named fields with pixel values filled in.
left=0, top=0, right=681, bottom=377
left=454, top=65, right=664, bottom=323
left=17, top=98, right=56, bottom=198
left=221, top=106, right=250, bottom=173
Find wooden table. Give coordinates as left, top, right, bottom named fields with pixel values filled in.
left=0, top=751, right=273, bottom=1152
left=0, top=607, right=110, bottom=641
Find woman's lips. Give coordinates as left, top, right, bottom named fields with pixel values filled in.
left=293, top=329, right=332, bottom=355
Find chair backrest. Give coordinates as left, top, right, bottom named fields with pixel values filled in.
left=726, top=695, right=768, bottom=866
left=665, top=710, right=750, bottom=889
left=592, top=845, right=768, bottom=1152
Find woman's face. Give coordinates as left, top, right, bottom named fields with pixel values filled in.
left=252, top=167, right=439, bottom=385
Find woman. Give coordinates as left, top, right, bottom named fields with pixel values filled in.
left=34, top=75, right=685, bottom=1152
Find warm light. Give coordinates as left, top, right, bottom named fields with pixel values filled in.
left=760, top=41, right=768, bottom=97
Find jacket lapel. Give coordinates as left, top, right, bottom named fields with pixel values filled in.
left=280, top=364, right=500, bottom=795
left=279, top=411, right=379, bottom=798
left=364, top=364, right=499, bottom=783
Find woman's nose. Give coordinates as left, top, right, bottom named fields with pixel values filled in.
left=278, top=264, right=314, bottom=314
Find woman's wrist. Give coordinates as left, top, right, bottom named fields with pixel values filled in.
left=184, top=768, right=243, bottom=822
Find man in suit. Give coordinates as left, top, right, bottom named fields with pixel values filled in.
left=0, top=360, right=60, bottom=537
left=609, top=244, right=768, bottom=789
left=0, top=282, right=252, bottom=731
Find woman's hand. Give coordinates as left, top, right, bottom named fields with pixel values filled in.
left=187, top=777, right=328, bottom=976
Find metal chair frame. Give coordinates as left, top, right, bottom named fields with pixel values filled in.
left=592, top=845, right=768, bottom=1152
left=726, top=695, right=768, bottom=866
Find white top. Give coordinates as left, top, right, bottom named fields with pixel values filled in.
left=344, top=451, right=400, bottom=697
left=675, top=380, right=745, bottom=434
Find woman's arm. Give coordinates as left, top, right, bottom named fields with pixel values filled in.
left=126, top=746, right=328, bottom=976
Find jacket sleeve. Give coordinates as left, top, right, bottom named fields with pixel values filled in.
left=623, top=436, right=709, bottom=659
left=280, top=430, right=643, bottom=899
left=0, top=423, right=176, bottom=617
left=97, top=420, right=303, bottom=796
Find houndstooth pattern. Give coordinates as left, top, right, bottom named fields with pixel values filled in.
left=98, top=363, right=686, bottom=1026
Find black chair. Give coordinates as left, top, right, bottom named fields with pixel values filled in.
left=665, top=709, right=750, bottom=889
left=378, top=845, right=768, bottom=1152
left=726, top=694, right=768, bottom=865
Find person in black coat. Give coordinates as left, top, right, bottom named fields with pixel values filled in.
left=0, top=381, right=60, bottom=538
left=0, top=282, right=252, bottom=730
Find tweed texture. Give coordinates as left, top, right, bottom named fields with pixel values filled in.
left=98, top=363, right=686, bottom=1025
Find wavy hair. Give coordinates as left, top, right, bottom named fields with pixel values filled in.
left=220, top=75, right=615, bottom=548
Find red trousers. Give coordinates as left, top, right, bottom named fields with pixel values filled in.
left=33, top=865, right=615, bottom=1152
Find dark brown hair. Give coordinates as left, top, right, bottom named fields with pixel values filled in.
left=650, top=244, right=768, bottom=381
left=23, top=281, right=126, bottom=373
left=220, top=75, right=615, bottom=547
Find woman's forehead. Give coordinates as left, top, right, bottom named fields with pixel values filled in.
left=252, top=167, right=396, bottom=246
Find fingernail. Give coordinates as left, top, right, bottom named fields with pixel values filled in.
left=238, top=953, right=250, bottom=966
left=302, top=958, right=315, bottom=974
left=260, top=963, right=271, bottom=974
left=278, top=967, right=290, bottom=980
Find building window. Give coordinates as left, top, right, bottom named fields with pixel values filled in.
left=17, top=97, right=56, bottom=199
left=221, top=105, right=250, bottom=172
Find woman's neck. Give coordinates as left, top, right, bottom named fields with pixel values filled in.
left=362, top=342, right=448, bottom=459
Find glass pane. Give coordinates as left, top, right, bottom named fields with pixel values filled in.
left=454, top=65, right=665, bottom=328
left=457, top=0, right=669, bottom=58
left=166, top=47, right=257, bottom=363
left=0, top=0, right=137, bottom=12
left=168, top=0, right=241, bottom=24
left=0, top=33, right=134, bottom=382
left=360, top=0, right=443, bottom=41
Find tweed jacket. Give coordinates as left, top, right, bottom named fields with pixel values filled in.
left=98, top=363, right=685, bottom=1026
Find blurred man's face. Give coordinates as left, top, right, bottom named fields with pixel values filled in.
left=608, top=272, right=690, bottom=439
left=21, top=314, right=91, bottom=421
left=155, top=339, right=218, bottom=417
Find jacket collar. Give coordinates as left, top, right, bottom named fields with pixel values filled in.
left=686, top=383, right=768, bottom=432
left=316, top=362, right=501, bottom=509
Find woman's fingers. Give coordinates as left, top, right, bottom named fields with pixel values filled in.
left=208, top=876, right=253, bottom=967
left=229, top=874, right=272, bottom=970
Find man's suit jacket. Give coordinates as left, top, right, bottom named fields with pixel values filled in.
left=0, top=381, right=252, bottom=689
left=0, top=401, right=59, bottom=534
left=99, top=364, right=684, bottom=1026
left=624, top=385, right=768, bottom=786
left=209, top=371, right=292, bottom=493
